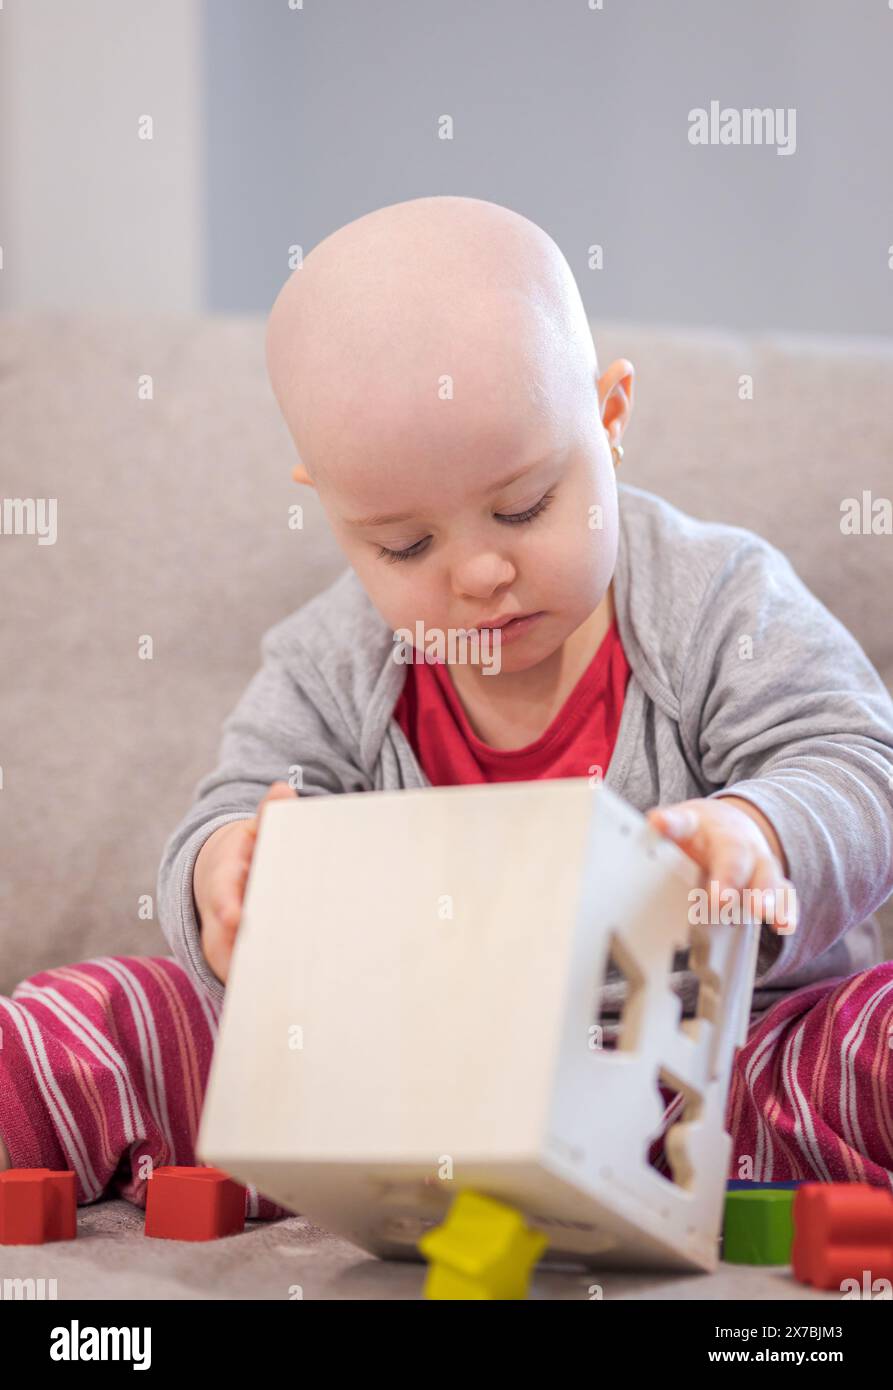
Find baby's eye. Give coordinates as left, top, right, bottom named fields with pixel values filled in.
left=377, top=537, right=431, bottom=564
left=494, top=491, right=555, bottom=525
left=375, top=491, right=555, bottom=563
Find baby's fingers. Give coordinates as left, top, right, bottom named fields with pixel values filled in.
left=261, top=780, right=298, bottom=809
left=210, top=830, right=255, bottom=930
left=708, top=835, right=757, bottom=897
left=646, top=805, right=711, bottom=873
left=246, top=781, right=299, bottom=841
left=749, top=855, right=799, bottom=935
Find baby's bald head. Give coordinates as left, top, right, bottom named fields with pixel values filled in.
left=265, top=196, right=632, bottom=679
left=265, top=196, right=598, bottom=489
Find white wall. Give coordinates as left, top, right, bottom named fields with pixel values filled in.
left=0, top=0, right=202, bottom=311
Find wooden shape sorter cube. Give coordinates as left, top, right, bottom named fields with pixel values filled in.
left=197, top=779, right=759, bottom=1272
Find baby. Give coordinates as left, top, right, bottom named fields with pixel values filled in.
left=3, top=196, right=893, bottom=1200
left=166, top=196, right=891, bottom=1019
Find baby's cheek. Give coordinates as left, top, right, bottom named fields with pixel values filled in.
left=546, top=518, right=616, bottom=612
left=366, top=569, right=446, bottom=641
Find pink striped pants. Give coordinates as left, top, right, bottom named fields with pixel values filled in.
left=1, top=957, right=891, bottom=1215
left=0, top=957, right=290, bottom=1219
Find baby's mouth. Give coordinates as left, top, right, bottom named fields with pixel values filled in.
left=472, top=610, right=535, bottom=630
left=468, top=611, right=545, bottom=640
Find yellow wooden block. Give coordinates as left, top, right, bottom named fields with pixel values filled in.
left=419, top=1190, right=548, bottom=1300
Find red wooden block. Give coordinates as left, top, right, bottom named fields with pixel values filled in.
left=144, top=1165, right=246, bottom=1241
left=0, top=1168, right=77, bottom=1245
left=792, top=1183, right=893, bottom=1290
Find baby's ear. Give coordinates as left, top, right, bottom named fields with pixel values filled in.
left=292, top=463, right=315, bottom=487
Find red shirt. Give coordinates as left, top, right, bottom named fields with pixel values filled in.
left=392, top=620, right=631, bottom=785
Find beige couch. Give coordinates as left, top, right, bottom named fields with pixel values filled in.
left=1, top=314, right=891, bottom=1298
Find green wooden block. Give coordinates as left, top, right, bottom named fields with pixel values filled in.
left=723, top=1190, right=795, bottom=1265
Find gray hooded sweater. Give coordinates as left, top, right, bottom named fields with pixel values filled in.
left=157, top=484, right=893, bottom=1021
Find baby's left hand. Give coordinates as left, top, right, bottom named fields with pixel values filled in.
left=646, top=797, right=798, bottom=934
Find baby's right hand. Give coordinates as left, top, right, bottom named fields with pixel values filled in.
left=193, top=781, right=298, bottom=983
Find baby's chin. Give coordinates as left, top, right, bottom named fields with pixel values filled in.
left=484, top=600, right=611, bottom=676
left=458, top=611, right=568, bottom=677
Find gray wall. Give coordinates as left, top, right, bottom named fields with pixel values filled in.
left=204, top=0, right=893, bottom=335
